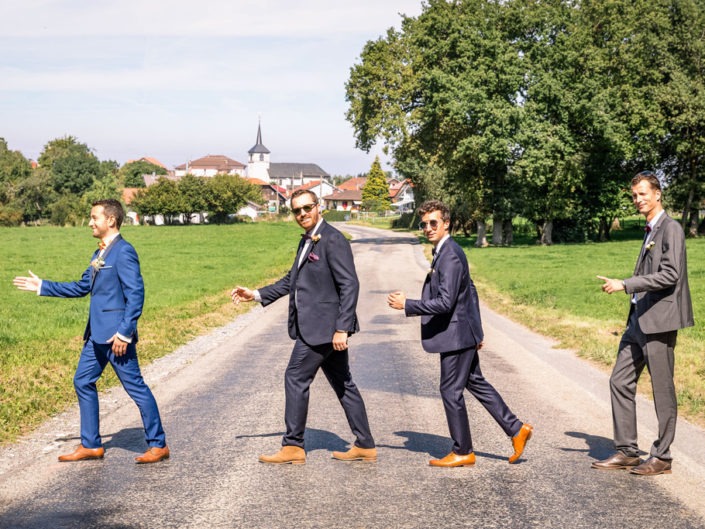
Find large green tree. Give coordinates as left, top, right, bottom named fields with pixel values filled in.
left=119, top=160, right=167, bottom=188
left=361, top=156, right=390, bottom=211
left=37, top=136, right=101, bottom=195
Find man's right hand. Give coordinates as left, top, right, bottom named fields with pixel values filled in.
left=231, top=286, right=255, bottom=304
left=13, top=270, right=41, bottom=292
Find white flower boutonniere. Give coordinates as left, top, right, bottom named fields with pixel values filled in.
left=312, top=234, right=322, bottom=243
left=91, top=256, right=105, bottom=271
left=427, top=268, right=435, bottom=275
left=645, top=241, right=656, bottom=251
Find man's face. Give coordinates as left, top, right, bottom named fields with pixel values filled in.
left=291, top=193, right=320, bottom=231
left=88, top=206, right=113, bottom=240
left=631, top=180, right=661, bottom=218
left=420, top=209, right=449, bottom=245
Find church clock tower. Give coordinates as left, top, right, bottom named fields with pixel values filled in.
left=247, top=121, right=271, bottom=181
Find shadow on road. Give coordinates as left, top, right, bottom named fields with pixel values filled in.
left=235, top=428, right=349, bottom=453
left=562, top=431, right=647, bottom=461
left=351, top=237, right=419, bottom=246
left=0, top=505, right=130, bottom=529
left=103, top=427, right=149, bottom=454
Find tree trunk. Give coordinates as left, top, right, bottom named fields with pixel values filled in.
left=475, top=220, right=489, bottom=247
left=502, top=219, right=513, bottom=246
left=598, top=217, right=610, bottom=242
left=688, top=207, right=699, bottom=238
left=541, top=220, right=553, bottom=245
left=610, top=217, right=622, bottom=231
left=492, top=216, right=503, bottom=246
left=681, top=186, right=694, bottom=230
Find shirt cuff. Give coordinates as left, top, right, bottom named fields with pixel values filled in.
left=116, top=332, right=132, bottom=343
left=253, top=289, right=262, bottom=303
left=36, top=279, right=43, bottom=295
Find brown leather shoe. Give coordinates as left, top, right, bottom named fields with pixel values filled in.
left=258, top=445, right=306, bottom=465
left=58, top=445, right=104, bottom=462
left=630, top=456, right=672, bottom=476
left=135, top=445, right=170, bottom=464
left=591, top=452, right=642, bottom=470
left=332, top=446, right=377, bottom=461
left=429, top=452, right=476, bottom=467
left=509, top=424, right=534, bottom=464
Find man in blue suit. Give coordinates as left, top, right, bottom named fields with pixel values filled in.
left=388, top=200, right=533, bottom=467
left=14, top=199, right=168, bottom=464
left=232, top=189, right=375, bottom=464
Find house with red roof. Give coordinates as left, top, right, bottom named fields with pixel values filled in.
left=175, top=154, right=246, bottom=178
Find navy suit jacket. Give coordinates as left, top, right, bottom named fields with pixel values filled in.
left=40, top=234, right=145, bottom=344
left=405, top=237, right=483, bottom=353
left=259, top=220, right=360, bottom=346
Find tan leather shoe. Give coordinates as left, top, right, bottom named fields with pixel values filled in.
left=58, top=445, right=104, bottom=462
left=629, top=456, right=671, bottom=476
left=591, top=451, right=641, bottom=470
left=509, top=424, right=534, bottom=464
left=429, top=452, right=476, bottom=467
left=332, top=446, right=377, bottom=461
left=135, top=445, right=170, bottom=464
left=258, top=445, right=306, bottom=465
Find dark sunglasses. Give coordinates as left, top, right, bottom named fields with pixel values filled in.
left=292, top=203, right=317, bottom=216
left=419, top=219, right=440, bottom=231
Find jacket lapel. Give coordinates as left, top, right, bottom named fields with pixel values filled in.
left=635, top=215, right=666, bottom=274
left=90, top=234, right=122, bottom=291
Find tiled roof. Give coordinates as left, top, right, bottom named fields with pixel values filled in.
left=127, top=157, right=167, bottom=169
left=122, top=187, right=141, bottom=205
left=175, top=155, right=246, bottom=171
left=248, top=123, right=270, bottom=154
left=338, top=177, right=367, bottom=191
left=322, top=189, right=363, bottom=201
left=269, top=163, right=329, bottom=179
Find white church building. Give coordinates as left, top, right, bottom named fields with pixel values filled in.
left=247, top=123, right=331, bottom=192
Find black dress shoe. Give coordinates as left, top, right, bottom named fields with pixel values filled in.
left=630, top=456, right=672, bottom=476
left=591, top=452, right=641, bottom=470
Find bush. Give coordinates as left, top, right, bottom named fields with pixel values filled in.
left=0, top=206, right=23, bottom=226
left=323, top=210, right=351, bottom=222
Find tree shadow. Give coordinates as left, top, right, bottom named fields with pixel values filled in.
left=351, top=237, right=419, bottom=246
left=562, top=431, right=647, bottom=461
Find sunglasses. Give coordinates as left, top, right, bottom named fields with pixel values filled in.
left=292, top=203, right=317, bottom=216
left=419, top=220, right=441, bottom=231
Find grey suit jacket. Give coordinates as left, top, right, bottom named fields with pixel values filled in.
left=623, top=213, right=694, bottom=334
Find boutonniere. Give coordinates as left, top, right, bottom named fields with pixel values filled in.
left=312, top=234, right=322, bottom=243
left=91, top=256, right=105, bottom=270
left=645, top=241, right=656, bottom=251
left=427, top=268, right=435, bottom=275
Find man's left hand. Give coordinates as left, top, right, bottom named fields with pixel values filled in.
left=597, top=275, right=625, bottom=294
left=107, top=334, right=128, bottom=356
left=332, top=331, right=348, bottom=351
left=387, top=291, right=406, bottom=310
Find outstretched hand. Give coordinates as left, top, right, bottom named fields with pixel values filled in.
left=231, top=286, right=255, bottom=304
left=13, top=270, right=41, bottom=292
left=596, top=275, right=624, bottom=294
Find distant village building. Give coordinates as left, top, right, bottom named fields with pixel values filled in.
left=175, top=155, right=246, bottom=177
left=127, top=156, right=168, bottom=170
left=246, top=123, right=331, bottom=191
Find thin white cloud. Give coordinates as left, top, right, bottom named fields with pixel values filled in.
left=1, top=0, right=422, bottom=37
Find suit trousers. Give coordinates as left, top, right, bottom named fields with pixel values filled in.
left=282, top=338, right=375, bottom=449
left=440, top=347, right=522, bottom=455
left=610, top=309, right=678, bottom=460
left=74, top=340, right=166, bottom=449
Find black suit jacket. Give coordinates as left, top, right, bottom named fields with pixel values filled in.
left=259, top=220, right=360, bottom=346
left=405, top=237, right=483, bottom=353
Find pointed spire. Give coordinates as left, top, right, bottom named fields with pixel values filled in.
left=248, top=120, right=270, bottom=154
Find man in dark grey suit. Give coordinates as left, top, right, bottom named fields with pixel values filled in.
left=388, top=200, right=533, bottom=467
left=595, top=171, right=694, bottom=476
left=232, top=189, right=375, bottom=464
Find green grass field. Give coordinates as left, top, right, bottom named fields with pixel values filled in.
left=0, top=222, right=301, bottom=443
left=449, top=224, right=705, bottom=424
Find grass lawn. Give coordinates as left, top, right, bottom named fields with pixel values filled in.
left=0, top=222, right=301, bottom=443
left=444, top=221, right=705, bottom=425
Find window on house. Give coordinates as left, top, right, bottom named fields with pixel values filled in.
left=260, top=154, right=264, bottom=161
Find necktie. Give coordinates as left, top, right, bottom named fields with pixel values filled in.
left=644, top=225, right=652, bottom=234
left=98, top=241, right=107, bottom=251
left=301, top=233, right=312, bottom=241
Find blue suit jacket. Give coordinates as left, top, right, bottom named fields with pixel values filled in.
left=405, top=237, right=483, bottom=353
left=259, top=220, right=360, bottom=346
left=40, top=234, right=144, bottom=344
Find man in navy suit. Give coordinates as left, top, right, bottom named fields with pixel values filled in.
left=388, top=200, right=532, bottom=467
left=232, top=189, right=376, bottom=464
left=14, top=199, right=168, bottom=463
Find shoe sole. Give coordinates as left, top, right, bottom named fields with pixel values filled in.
left=591, top=464, right=639, bottom=470
left=332, top=457, right=377, bottom=462
left=59, top=455, right=104, bottom=462
left=135, top=455, right=169, bottom=464
left=429, top=463, right=475, bottom=467
left=630, top=469, right=672, bottom=476
left=258, top=459, right=305, bottom=465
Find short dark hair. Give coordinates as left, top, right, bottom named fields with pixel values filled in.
left=631, top=171, right=661, bottom=192
left=92, top=199, right=125, bottom=229
left=417, top=199, right=450, bottom=222
left=290, top=189, right=318, bottom=206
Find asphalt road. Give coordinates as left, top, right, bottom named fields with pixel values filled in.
left=1, top=223, right=704, bottom=529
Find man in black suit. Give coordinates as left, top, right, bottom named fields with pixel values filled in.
left=232, top=189, right=376, bottom=464
left=388, top=200, right=532, bottom=467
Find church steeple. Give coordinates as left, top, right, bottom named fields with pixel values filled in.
left=248, top=122, right=270, bottom=155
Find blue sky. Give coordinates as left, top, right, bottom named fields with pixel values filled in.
left=0, top=1, right=423, bottom=176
